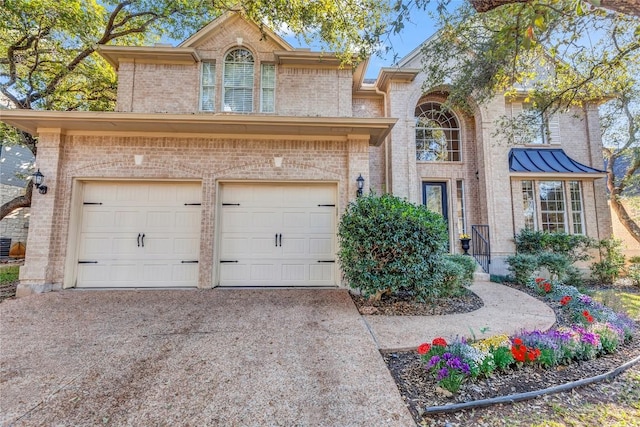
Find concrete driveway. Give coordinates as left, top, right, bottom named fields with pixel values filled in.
left=0, top=289, right=415, bottom=426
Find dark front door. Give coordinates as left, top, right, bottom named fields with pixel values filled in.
left=422, top=182, right=448, bottom=225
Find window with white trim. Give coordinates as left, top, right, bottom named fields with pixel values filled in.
left=512, top=103, right=560, bottom=145
left=260, top=63, right=275, bottom=113
left=415, top=102, right=461, bottom=161
left=223, top=48, right=254, bottom=112
left=520, top=180, right=585, bottom=234
left=201, top=62, right=216, bottom=111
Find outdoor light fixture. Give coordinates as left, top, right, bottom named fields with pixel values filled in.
left=356, top=174, right=365, bottom=197
left=32, top=169, right=48, bottom=194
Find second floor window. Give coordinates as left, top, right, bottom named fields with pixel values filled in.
left=415, top=102, right=461, bottom=161
left=223, top=48, right=254, bottom=112
left=201, top=62, right=216, bottom=111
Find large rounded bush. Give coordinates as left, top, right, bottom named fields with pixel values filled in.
left=337, top=193, right=450, bottom=300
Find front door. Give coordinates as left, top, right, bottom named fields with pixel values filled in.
left=422, top=182, right=448, bottom=225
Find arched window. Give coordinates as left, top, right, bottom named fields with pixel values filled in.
left=415, top=102, right=461, bottom=161
left=223, top=48, right=254, bottom=112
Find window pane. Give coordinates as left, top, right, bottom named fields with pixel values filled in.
left=569, top=181, right=584, bottom=234
left=523, top=104, right=548, bottom=144
left=521, top=180, right=536, bottom=230
left=223, top=49, right=254, bottom=113
left=539, top=181, right=566, bottom=232
left=201, top=62, right=215, bottom=111
left=261, top=63, right=275, bottom=113
left=456, top=180, right=466, bottom=235
left=415, top=102, right=461, bottom=162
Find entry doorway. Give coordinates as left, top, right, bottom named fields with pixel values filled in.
left=422, top=182, right=448, bottom=225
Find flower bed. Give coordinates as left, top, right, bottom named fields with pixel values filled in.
left=417, top=278, right=637, bottom=394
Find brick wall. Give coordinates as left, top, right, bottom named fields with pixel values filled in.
left=19, top=133, right=363, bottom=291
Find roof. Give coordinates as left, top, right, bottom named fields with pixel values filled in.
left=509, top=148, right=606, bottom=177
left=0, top=110, right=396, bottom=147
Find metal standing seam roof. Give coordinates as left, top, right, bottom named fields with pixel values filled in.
left=508, top=148, right=606, bottom=174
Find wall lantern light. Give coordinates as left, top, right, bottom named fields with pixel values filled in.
left=32, top=169, right=48, bottom=194
left=356, top=174, right=365, bottom=197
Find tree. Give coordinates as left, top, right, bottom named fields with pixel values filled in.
left=412, top=0, right=640, bottom=243
left=469, top=0, right=640, bottom=17
left=0, top=0, right=392, bottom=220
left=602, top=87, right=640, bottom=243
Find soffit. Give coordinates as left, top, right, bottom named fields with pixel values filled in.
left=0, top=111, right=396, bottom=146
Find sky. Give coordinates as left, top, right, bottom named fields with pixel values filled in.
left=280, top=7, right=442, bottom=79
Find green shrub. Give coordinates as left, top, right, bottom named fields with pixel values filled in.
left=337, top=193, right=449, bottom=300
left=514, top=229, right=592, bottom=263
left=508, top=230, right=594, bottom=286
left=506, top=253, right=538, bottom=285
left=439, top=254, right=477, bottom=296
left=590, top=238, right=626, bottom=284
left=628, top=256, right=640, bottom=287
left=537, top=252, right=572, bottom=282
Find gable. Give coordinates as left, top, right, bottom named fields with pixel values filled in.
left=180, top=11, right=293, bottom=54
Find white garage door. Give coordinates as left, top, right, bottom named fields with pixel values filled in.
left=219, top=183, right=337, bottom=286
left=76, top=181, right=202, bottom=288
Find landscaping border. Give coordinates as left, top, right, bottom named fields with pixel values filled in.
left=424, top=353, right=640, bottom=414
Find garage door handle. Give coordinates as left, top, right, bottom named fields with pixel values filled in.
left=279, top=233, right=282, bottom=247
left=141, top=233, right=145, bottom=247
left=275, top=233, right=278, bottom=247
left=318, top=260, right=335, bottom=263
left=181, top=260, right=199, bottom=264
left=137, top=233, right=141, bottom=247
left=220, top=260, right=238, bottom=263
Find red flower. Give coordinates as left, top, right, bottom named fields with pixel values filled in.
left=512, top=338, right=523, bottom=346
left=417, top=343, right=431, bottom=355
left=432, top=337, right=447, bottom=347
left=560, top=296, right=572, bottom=306
left=535, top=277, right=544, bottom=284
left=582, top=310, right=594, bottom=323
left=543, top=282, right=552, bottom=293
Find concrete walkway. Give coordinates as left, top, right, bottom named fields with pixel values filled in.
left=365, top=281, right=556, bottom=350
left=0, top=282, right=555, bottom=426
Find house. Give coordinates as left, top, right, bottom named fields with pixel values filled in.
left=0, top=11, right=611, bottom=296
left=0, top=144, right=34, bottom=257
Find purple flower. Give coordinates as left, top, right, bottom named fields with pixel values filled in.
left=442, top=352, right=453, bottom=360
left=437, top=367, right=449, bottom=380
left=427, top=355, right=441, bottom=368
left=581, top=331, right=599, bottom=346
left=579, top=295, right=593, bottom=305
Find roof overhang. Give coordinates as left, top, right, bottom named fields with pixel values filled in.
left=375, top=68, right=420, bottom=91
left=98, top=46, right=201, bottom=70
left=509, top=148, right=606, bottom=178
left=273, top=50, right=349, bottom=68
left=0, top=110, right=396, bottom=146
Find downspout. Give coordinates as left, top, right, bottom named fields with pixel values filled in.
left=374, top=84, right=390, bottom=193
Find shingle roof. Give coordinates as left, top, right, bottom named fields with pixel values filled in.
left=508, top=148, right=605, bottom=174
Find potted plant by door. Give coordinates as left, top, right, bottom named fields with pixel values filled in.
left=459, top=233, right=471, bottom=255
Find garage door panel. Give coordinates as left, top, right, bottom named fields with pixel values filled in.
left=309, top=238, right=333, bottom=255
left=77, top=181, right=201, bottom=288
left=218, top=183, right=336, bottom=287
left=175, top=211, right=201, bottom=229
left=219, top=262, right=250, bottom=282
left=309, top=211, right=335, bottom=229
left=220, top=210, right=252, bottom=231
left=310, top=264, right=334, bottom=281
left=173, top=238, right=200, bottom=256
left=281, top=237, right=306, bottom=255
left=145, top=211, right=174, bottom=228
left=114, top=210, right=142, bottom=229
